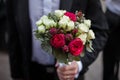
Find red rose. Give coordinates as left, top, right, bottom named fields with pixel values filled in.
left=68, top=38, right=83, bottom=56
left=64, top=12, right=76, bottom=22
left=50, top=34, right=65, bottom=48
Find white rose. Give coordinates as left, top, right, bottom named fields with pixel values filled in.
left=36, top=20, right=42, bottom=26
left=42, top=18, right=56, bottom=29
left=38, top=25, right=45, bottom=33
left=61, top=15, right=70, bottom=21
left=84, top=19, right=91, bottom=28
left=49, top=20, right=57, bottom=27
left=78, top=23, right=89, bottom=33
left=66, top=21, right=74, bottom=31
left=42, top=19, right=51, bottom=29
left=87, top=30, right=95, bottom=40
left=54, top=10, right=66, bottom=18
left=41, top=15, right=48, bottom=20
left=77, top=33, right=87, bottom=45
left=58, top=18, right=69, bottom=29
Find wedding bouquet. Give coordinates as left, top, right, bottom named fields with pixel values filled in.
left=35, top=10, right=95, bottom=64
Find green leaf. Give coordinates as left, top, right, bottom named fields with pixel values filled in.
left=80, top=50, right=85, bottom=57
left=41, top=40, right=52, bottom=54
left=48, top=13, right=59, bottom=22
left=86, top=40, right=94, bottom=52
left=52, top=49, right=68, bottom=64
left=68, top=53, right=80, bottom=61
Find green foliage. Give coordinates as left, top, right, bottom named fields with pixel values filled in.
left=68, top=53, right=80, bottom=62
left=52, top=49, right=68, bottom=64
left=86, top=40, right=94, bottom=52
left=41, top=40, right=52, bottom=54
left=48, top=13, right=59, bottom=22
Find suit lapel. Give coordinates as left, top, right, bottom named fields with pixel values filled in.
left=59, top=0, right=73, bottom=11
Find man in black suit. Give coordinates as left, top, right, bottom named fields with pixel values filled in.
left=6, top=0, right=108, bottom=80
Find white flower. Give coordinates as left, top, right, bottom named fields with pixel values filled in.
left=78, top=23, right=89, bottom=33
left=42, top=19, right=51, bottom=29
left=58, top=16, right=70, bottom=29
left=87, top=30, right=95, bottom=40
left=49, top=20, right=57, bottom=27
left=66, top=21, right=74, bottom=31
left=77, top=33, right=87, bottom=45
left=61, top=15, right=70, bottom=21
left=38, top=25, right=45, bottom=33
left=54, top=10, right=66, bottom=18
left=36, top=20, right=42, bottom=26
left=41, top=15, right=48, bottom=20
left=59, top=19, right=68, bottom=29
left=84, top=19, right=91, bottom=28
left=42, top=18, right=56, bottom=29
left=36, top=15, right=48, bottom=27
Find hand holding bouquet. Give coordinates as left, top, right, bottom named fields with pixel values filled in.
left=35, top=10, right=95, bottom=64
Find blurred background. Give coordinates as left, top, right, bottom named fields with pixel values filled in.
left=0, top=0, right=120, bottom=80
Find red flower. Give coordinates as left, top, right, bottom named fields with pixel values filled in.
left=72, top=29, right=78, bottom=34
left=68, top=38, right=83, bottom=56
left=76, top=11, right=83, bottom=17
left=62, top=45, right=69, bottom=52
left=50, top=34, right=65, bottom=48
left=49, top=27, right=57, bottom=35
left=65, top=34, right=73, bottom=42
left=64, top=12, right=76, bottom=22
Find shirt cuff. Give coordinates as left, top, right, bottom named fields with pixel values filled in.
left=75, top=61, right=83, bottom=78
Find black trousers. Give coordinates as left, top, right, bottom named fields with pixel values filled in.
left=30, top=62, right=84, bottom=80
left=30, top=62, right=58, bottom=80
left=103, top=9, right=120, bottom=80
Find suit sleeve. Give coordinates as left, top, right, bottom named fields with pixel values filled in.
left=79, top=0, right=109, bottom=75
left=6, top=0, right=24, bottom=78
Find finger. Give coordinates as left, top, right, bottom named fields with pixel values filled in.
left=58, top=64, right=78, bottom=75
left=63, top=69, right=78, bottom=75
left=59, top=64, right=76, bottom=72
left=64, top=75, right=75, bottom=80
left=57, top=67, right=77, bottom=79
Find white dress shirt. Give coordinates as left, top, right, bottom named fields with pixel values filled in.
left=29, top=0, right=60, bottom=65
left=106, top=0, right=120, bottom=16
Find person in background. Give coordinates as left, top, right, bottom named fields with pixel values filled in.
left=0, top=0, right=7, bottom=51
left=6, top=0, right=108, bottom=80
left=103, top=0, right=120, bottom=80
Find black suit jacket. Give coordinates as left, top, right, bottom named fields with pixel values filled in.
left=7, top=0, right=108, bottom=79
left=0, top=0, right=7, bottom=50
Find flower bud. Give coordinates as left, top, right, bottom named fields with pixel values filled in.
left=65, top=34, right=73, bottom=42
left=49, top=28, right=57, bottom=36
left=62, top=45, right=69, bottom=53
left=72, top=29, right=78, bottom=34
left=76, top=11, right=83, bottom=17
